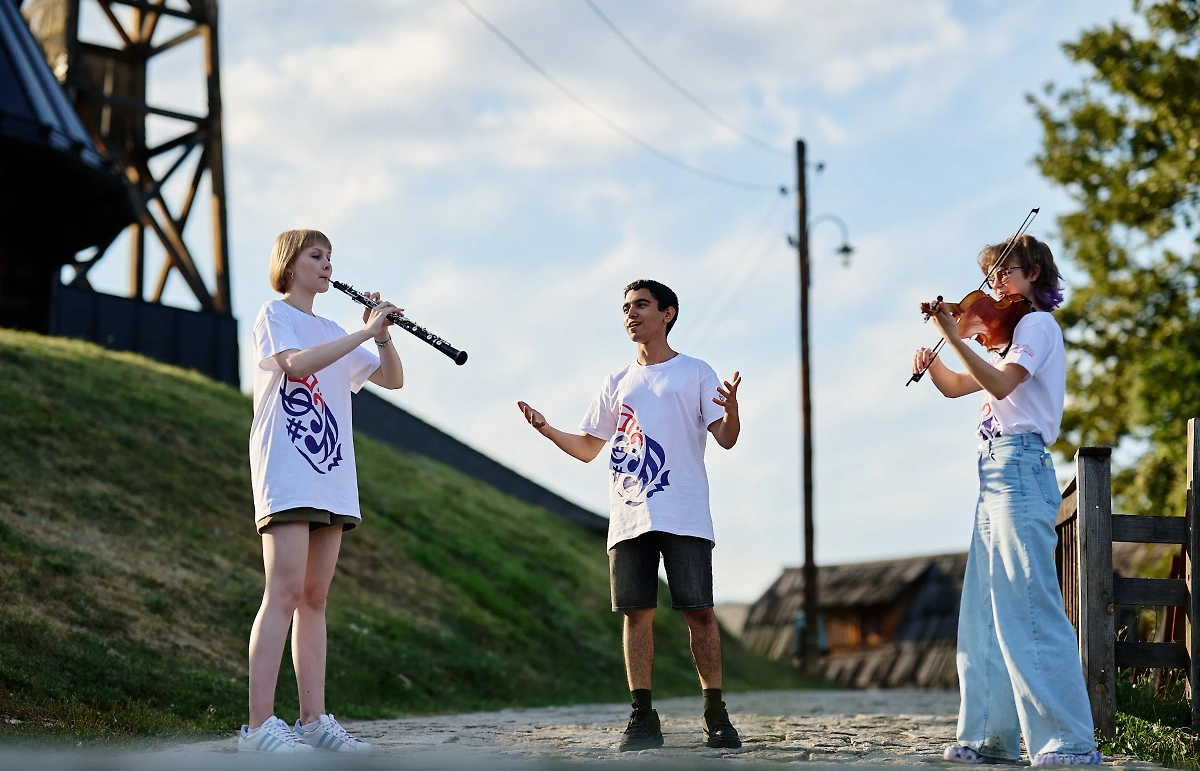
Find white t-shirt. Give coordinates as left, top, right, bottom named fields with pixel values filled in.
left=249, top=300, right=380, bottom=524
left=580, top=353, right=726, bottom=550
left=977, top=311, right=1065, bottom=445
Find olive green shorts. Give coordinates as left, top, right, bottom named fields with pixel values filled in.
left=256, top=506, right=359, bottom=535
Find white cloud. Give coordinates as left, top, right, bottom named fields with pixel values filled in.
left=74, top=0, right=1135, bottom=604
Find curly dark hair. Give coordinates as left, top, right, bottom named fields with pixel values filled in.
left=623, top=279, right=679, bottom=336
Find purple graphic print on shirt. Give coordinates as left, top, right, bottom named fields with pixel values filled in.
left=978, top=401, right=1002, bottom=440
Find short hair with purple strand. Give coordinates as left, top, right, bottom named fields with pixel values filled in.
left=978, top=233, right=1064, bottom=311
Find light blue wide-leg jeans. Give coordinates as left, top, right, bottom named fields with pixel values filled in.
left=956, top=433, right=1096, bottom=759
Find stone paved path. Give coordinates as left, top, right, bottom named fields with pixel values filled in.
left=164, top=689, right=1161, bottom=767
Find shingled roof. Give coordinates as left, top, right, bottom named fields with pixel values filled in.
left=745, top=552, right=968, bottom=630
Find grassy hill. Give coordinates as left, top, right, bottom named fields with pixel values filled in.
left=0, top=330, right=805, bottom=740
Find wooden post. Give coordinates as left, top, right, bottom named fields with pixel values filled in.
left=202, top=0, right=231, bottom=315
left=1185, top=419, right=1200, bottom=728
left=1076, top=446, right=1115, bottom=738
left=795, top=139, right=818, bottom=672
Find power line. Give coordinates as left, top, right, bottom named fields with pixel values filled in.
left=679, top=193, right=788, bottom=347
left=580, top=0, right=788, bottom=159
left=454, top=0, right=779, bottom=193
left=686, top=221, right=788, bottom=346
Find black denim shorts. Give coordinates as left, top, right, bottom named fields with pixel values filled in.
left=608, top=531, right=714, bottom=612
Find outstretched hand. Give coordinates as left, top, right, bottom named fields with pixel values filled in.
left=516, top=401, right=547, bottom=431
left=713, top=371, right=741, bottom=414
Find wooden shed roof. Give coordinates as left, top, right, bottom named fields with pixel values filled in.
left=745, top=552, right=968, bottom=629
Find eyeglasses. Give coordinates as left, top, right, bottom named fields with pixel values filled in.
left=988, top=264, right=1024, bottom=287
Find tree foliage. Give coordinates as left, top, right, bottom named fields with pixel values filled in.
left=1033, top=0, right=1200, bottom=516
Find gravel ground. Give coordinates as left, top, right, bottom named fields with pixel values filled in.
left=134, top=688, right=1161, bottom=768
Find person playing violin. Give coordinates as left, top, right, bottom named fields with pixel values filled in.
left=913, top=233, right=1101, bottom=766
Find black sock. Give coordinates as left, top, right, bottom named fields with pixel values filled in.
left=703, top=688, right=724, bottom=714
left=631, top=689, right=653, bottom=711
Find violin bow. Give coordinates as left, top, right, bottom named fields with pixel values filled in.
left=906, top=207, right=1040, bottom=387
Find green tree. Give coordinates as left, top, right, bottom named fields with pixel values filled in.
left=1033, top=0, right=1200, bottom=518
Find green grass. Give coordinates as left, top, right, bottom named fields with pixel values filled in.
left=0, top=330, right=807, bottom=743
left=1102, top=670, right=1200, bottom=769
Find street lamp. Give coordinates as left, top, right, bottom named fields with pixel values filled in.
left=788, top=214, right=854, bottom=270
left=788, top=139, right=853, bottom=672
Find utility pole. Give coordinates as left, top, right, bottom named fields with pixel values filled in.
left=796, top=139, right=818, bottom=671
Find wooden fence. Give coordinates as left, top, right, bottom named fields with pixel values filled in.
left=1055, top=418, right=1200, bottom=736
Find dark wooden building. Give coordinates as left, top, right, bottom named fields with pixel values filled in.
left=742, top=552, right=967, bottom=689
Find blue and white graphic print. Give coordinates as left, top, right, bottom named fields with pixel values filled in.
left=279, top=373, right=343, bottom=474
left=609, top=403, right=671, bottom=507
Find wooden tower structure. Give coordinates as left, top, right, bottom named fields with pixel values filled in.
left=18, top=0, right=231, bottom=314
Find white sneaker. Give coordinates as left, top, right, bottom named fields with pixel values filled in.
left=295, top=713, right=373, bottom=754
left=238, top=715, right=315, bottom=754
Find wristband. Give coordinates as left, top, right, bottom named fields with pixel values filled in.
left=375, top=337, right=392, bottom=347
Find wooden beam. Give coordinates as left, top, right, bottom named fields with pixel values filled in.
left=150, top=252, right=171, bottom=304
left=202, top=0, right=231, bottom=315
left=1077, top=446, right=1115, bottom=738
left=128, top=221, right=144, bottom=300
left=96, top=1, right=135, bottom=48
left=79, top=89, right=208, bottom=125
left=1112, top=515, right=1189, bottom=544
left=1057, top=485, right=1078, bottom=527
left=145, top=135, right=202, bottom=200
left=107, top=0, right=199, bottom=22
left=150, top=25, right=201, bottom=57
left=1115, top=641, right=1190, bottom=669
left=147, top=129, right=202, bottom=159
left=1114, top=577, right=1190, bottom=607
left=176, top=144, right=208, bottom=233
left=140, top=0, right=167, bottom=43
left=142, top=202, right=213, bottom=309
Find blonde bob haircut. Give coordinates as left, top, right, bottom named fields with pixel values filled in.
left=269, top=229, right=332, bottom=293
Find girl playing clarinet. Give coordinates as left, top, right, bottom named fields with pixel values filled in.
left=913, top=234, right=1101, bottom=766
left=239, top=229, right=403, bottom=754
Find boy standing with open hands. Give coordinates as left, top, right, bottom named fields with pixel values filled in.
left=518, top=279, right=744, bottom=752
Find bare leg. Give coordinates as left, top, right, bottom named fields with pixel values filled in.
left=248, top=523, right=309, bottom=728
left=623, top=608, right=656, bottom=690
left=293, top=524, right=344, bottom=725
left=682, top=608, right=723, bottom=690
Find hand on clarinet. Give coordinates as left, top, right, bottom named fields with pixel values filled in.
left=361, top=291, right=403, bottom=341
left=516, top=401, right=547, bottom=432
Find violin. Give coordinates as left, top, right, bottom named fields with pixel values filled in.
left=919, top=290, right=1035, bottom=352
left=907, top=208, right=1039, bottom=386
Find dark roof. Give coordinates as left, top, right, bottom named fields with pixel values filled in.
left=0, top=0, right=97, bottom=163
left=745, top=552, right=968, bottom=629
left=0, top=1, right=135, bottom=252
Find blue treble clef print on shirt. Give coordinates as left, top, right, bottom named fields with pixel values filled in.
left=610, top=404, right=671, bottom=505
left=279, top=374, right=343, bottom=474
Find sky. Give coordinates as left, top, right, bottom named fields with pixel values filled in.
left=72, top=0, right=1134, bottom=603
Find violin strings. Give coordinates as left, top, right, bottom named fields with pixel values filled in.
left=910, top=208, right=1040, bottom=384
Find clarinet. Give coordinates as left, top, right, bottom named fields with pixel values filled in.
left=331, top=281, right=468, bottom=366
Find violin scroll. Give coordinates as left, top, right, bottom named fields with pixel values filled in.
left=920, top=295, right=945, bottom=322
